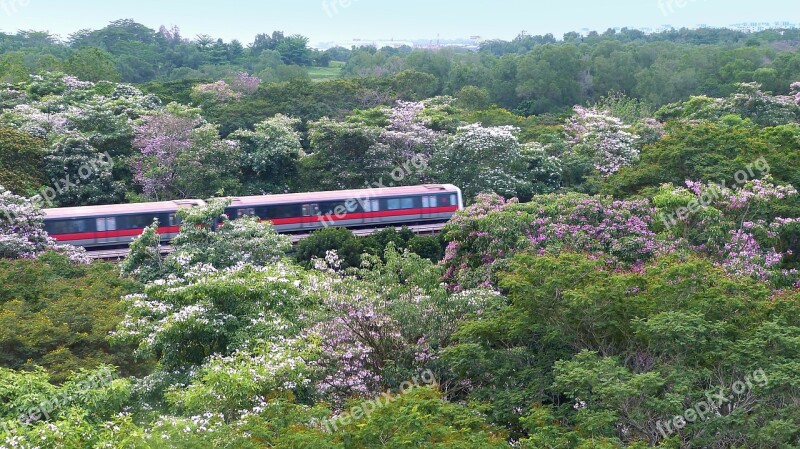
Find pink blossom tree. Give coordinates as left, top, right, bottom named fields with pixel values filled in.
left=132, top=107, right=198, bottom=199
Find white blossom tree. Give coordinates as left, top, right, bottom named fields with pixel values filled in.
left=430, top=123, right=529, bottom=199
left=0, top=186, right=88, bottom=263
left=565, top=106, right=640, bottom=178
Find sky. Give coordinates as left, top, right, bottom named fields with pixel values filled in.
left=0, top=0, right=796, bottom=46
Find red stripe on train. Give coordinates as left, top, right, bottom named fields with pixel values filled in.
left=50, top=207, right=458, bottom=242
left=269, top=206, right=459, bottom=225
left=51, top=226, right=181, bottom=242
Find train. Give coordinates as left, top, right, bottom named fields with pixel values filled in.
left=42, top=184, right=464, bottom=248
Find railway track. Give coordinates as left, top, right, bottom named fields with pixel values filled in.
left=87, top=223, right=446, bottom=260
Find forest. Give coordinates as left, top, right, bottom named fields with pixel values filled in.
left=1, top=17, right=800, bottom=448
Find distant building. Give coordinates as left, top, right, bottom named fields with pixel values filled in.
left=729, top=21, right=799, bottom=33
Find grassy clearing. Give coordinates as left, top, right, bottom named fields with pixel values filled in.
left=308, top=61, right=345, bottom=81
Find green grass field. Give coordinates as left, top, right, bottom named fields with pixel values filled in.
left=308, top=61, right=345, bottom=82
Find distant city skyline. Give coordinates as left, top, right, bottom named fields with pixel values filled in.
left=0, top=0, right=796, bottom=47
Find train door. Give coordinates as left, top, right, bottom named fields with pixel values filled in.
left=363, top=199, right=381, bottom=225
left=95, top=216, right=117, bottom=245
left=422, top=195, right=437, bottom=219
left=302, top=203, right=320, bottom=230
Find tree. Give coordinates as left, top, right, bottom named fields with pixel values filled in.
left=443, top=252, right=800, bottom=444
left=64, top=47, right=121, bottom=82
left=0, top=127, right=46, bottom=194
left=294, top=227, right=365, bottom=270
left=229, top=114, right=304, bottom=193
left=276, top=35, right=312, bottom=66
left=0, top=254, right=141, bottom=382
left=303, top=118, right=384, bottom=190
left=456, top=85, right=491, bottom=111
left=515, top=44, right=584, bottom=114
left=43, top=133, right=125, bottom=206
left=430, top=123, right=529, bottom=200
left=391, top=70, right=438, bottom=101
left=564, top=106, right=641, bottom=178
left=132, top=103, right=240, bottom=199
left=121, top=199, right=291, bottom=281
left=0, top=186, right=87, bottom=263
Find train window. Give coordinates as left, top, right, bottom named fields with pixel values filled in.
left=302, top=204, right=320, bottom=217
left=401, top=197, right=415, bottom=209
left=46, top=219, right=92, bottom=234
left=387, top=198, right=401, bottom=210
left=169, top=214, right=176, bottom=226
left=440, top=195, right=451, bottom=206
left=364, top=200, right=379, bottom=212
left=451, top=194, right=457, bottom=206
left=123, top=214, right=153, bottom=229
left=236, top=208, right=256, bottom=218
left=267, top=205, right=298, bottom=219
left=96, top=217, right=117, bottom=232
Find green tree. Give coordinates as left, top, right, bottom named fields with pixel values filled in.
left=294, top=227, right=365, bottom=270
left=392, top=70, right=438, bottom=101
left=0, top=253, right=141, bottom=382
left=0, top=127, right=46, bottom=195
left=65, top=47, right=121, bottom=82
left=229, top=114, right=305, bottom=193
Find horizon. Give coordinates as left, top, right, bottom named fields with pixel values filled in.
left=0, top=0, right=796, bottom=47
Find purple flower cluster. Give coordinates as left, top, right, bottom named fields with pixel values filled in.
left=307, top=293, right=404, bottom=403
left=230, top=72, right=261, bottom=95
left=659, top=178, right=799, bottom=283
left=132, top=113, right=198, bottom=198
left=192, top=81, right=242, bottom=103
left=443, top=193, right=665, bottom=289
left=792, top=81, right=800, bottom=105
left=722, top=179, right=797, bottom=210
left=718, top=229, right=786, bottom=281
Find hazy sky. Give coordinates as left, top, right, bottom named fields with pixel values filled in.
left=0, top=0, right=795, bottom=45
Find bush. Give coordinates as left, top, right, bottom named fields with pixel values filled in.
left=294, top=227, right=364, bottom=269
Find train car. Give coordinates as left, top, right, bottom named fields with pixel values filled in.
left=43, top=200, right=205, bottom=248
left=223, top=184, right=463, bottom=233
left=42, top=185, right=464, bottom=249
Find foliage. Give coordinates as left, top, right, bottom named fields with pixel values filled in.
left=229, top=114, right=304, bottom=193
left=122, top=199, right=291, bottom=281
left=0, top=254, right=141, bottom=381
left=431, top=123, right=529, bottom=199
left=0, top=126, right=46, bottom=194
left=442, top=252, right=800, bottom=446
